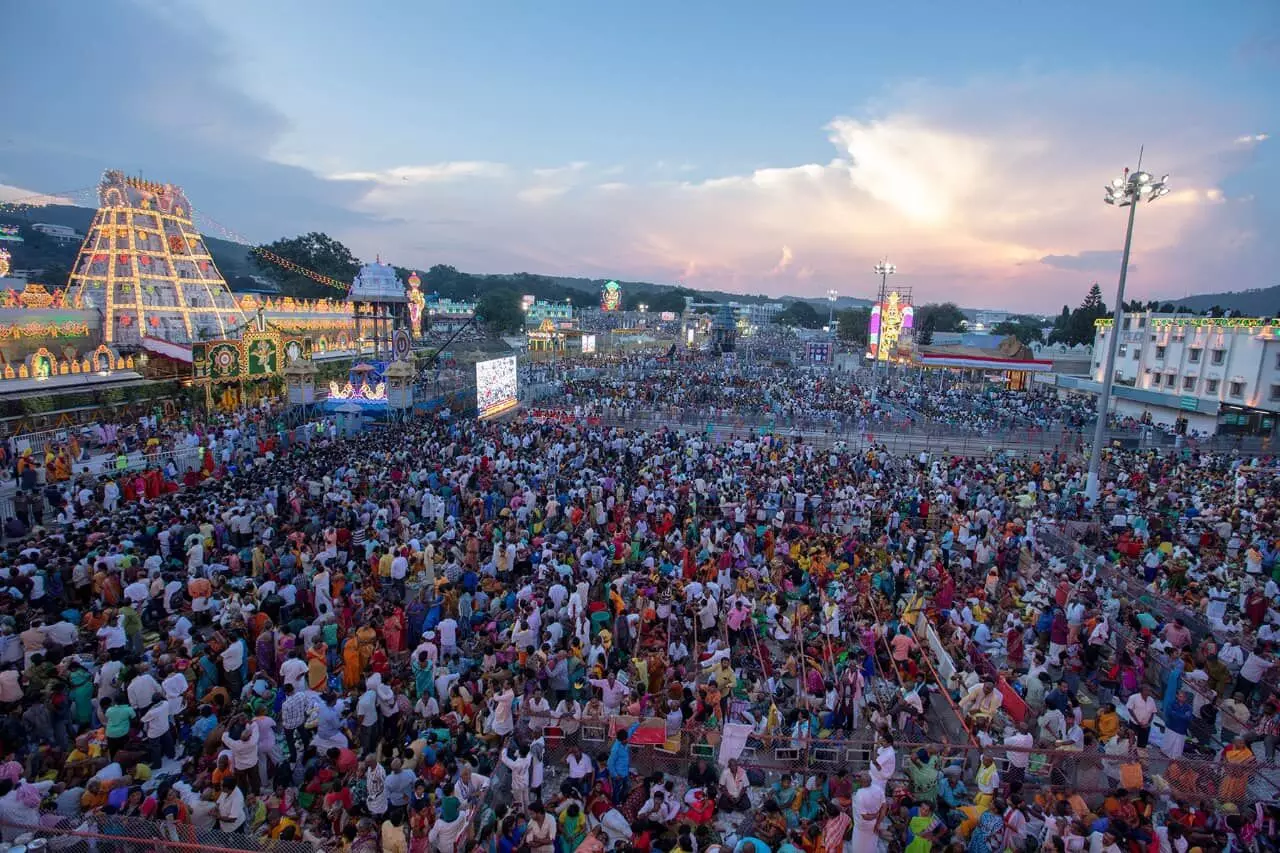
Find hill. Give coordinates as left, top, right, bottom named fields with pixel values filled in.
left=1163, top=285, right=1280, bottom=316
left=0, top=203, right=255, bottom=285
left=2, top=203, right=874, bottom=312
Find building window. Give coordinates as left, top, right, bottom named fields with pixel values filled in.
left=1206, top=379, right=1219, bottom=394
left=1132, top=351, right=1140, bottom=360
left=1188, top=347, right=1201, bottom=363
left=1271, top=384, right=1280, bottom=401
left=1122, top=317, right=1131, bottom=330
left=1275, top=352, right=1280, bottom=370
left=1155, top=345, right=1166, bottom=359
left=1118, top=345, right=1127, bottom=356
left=1165, top=373, right=1177, bottom=387
left=1183, top=376, right=1196, bottom=391
left=1211, top=349, right=1225, bottom=365
left=1229, top=381, right=1245, bottom=398
left=1139, top=317, right=1147, bottom=328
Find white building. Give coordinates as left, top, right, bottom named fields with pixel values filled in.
left=31, top=223, right=83, bottom=243
left=729, top=301, right=783, bottom=328
left=1091, top=313, right=1280, bottom=436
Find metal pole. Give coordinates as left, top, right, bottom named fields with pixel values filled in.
left=1085, top=198, right=1139, bottom=502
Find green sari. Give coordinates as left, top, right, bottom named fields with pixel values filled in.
left=904, top=813, right=939, bottom=853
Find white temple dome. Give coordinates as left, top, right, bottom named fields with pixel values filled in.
left=348, top=260, right=406, bottom=302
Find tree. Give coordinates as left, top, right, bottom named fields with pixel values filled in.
left=1063, top=282, right=1108, bottom=346
left=475, top=288, right=524, bottom=333
left=991, top=315, right=1045, bottom=344
left=1047, top=305, right=1072, bottom=345
left=774, top=300, right=824, bottom=328
left=917, top=314, right=936, bottom=346
left=252, top=232, right=360, bottom=299
left=836, top=307, right=871, bottom=344
left=915, top=302, right=966, bottom=333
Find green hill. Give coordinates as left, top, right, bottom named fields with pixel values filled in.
left=1162, top=285, right=1280, bottom=317
left=0, top=203, right=254, bottom=286
left=1, top=203, right=872, bottom=313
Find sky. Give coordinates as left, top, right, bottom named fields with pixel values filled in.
left=1, top=0, right=1278, bottom=312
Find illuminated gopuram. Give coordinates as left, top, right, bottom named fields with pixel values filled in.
left=67, top=171, right=245, bottom=346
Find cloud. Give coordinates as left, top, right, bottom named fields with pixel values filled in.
left=0, top=1, right=379, bottom=245
left=320, top=71, right=1271, bottom=310
left=1040, top=250, right=1126, bottom=272
left=0, top=184, right=77, bottom=206
left=8, top=2, right=1269, bottom=313
left=771, top=245, right=794, bottom=274
left=329, top=162, right=508, bottom=185
left=1235, top=133, right=1270, bottom=145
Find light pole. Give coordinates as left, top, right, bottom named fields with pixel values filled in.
left=871, top=260, right=895, bottom=399
left=826, top=289, right=838, bottom=335
left=1085, top=165, right=1170, bottom=502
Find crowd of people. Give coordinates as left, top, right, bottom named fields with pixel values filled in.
left=549, top=367, right=1098, bottom=440
left=0, top=358, right=1278, bottom=853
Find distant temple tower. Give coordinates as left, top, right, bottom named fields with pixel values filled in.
left=67, top=170, right=245, bottom=346
left=348, top=258, right=408, bottom=359
left=711, top=304, right=738, bottom=354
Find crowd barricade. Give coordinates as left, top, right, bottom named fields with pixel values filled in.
left=0, top=814, right=314, bottom=853
left=515, top=712, right=1280, bottom=809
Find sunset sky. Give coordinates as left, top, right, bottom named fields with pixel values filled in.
left=2, top=0, right=1277, bottom=311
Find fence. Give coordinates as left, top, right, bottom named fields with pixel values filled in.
left=516, top=712, right=1280, bottom=810
left=0, top=813, right=313, bottom=853
left=532, top=406, right=1080, bottom=458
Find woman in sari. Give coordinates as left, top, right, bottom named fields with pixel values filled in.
left=905, top=802, right=945, bottom=853
left=966, top=803, right=1006, bottom=853
left=67, top=661, right=95, bottom=727
left=342, top=636, right=363, bottom=690
left=275, top=632, right=296, bottom=677
left=411, top=650, right=434, bottom=700
left=256, top=620, right=277, bottom=678
left=1220, top=736, right=1255, bottom=801
left=384, top=608, right=405, bottom=655
left=307, top=641, right=329, bottom=691
left=820, top=803, right=851, bottom=853
left=558, top=802, right=588, bottom=853
left=356, top=621, right=379, bottom=669
left=907, top=749, right=941, bottom=805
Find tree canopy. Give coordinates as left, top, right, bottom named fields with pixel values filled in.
left=1048, top=282, right=1109, bottom=346
left=774, top=300, right=824, bottom=329
left=475, top=288, right=525, bottom=334
left=914, top=302, right=966, bottom=334
left=990, top=315, right=1045, bottom=344
left=252, top=232, right=361, bottom=299
left=836, top=307, right=872, bottom=344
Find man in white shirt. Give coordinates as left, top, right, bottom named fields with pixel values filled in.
left=126, top=665, right=163, bottom=711
left=637, top=789, right=680, bottom=824
left=869, top=733, right=896, bottom=790
left=1003, top=724, right=1034, bottom=788
left=215, top=778, right=246, bottom=833
left=1124, top=685, right=1157, bottom=747
left=141, top=699, right=175, bottom=766
left=852, top=772, right=886, bottom=849
left=564, top=745, right=594, bottom=797
left=717, top=759, right=750, bottom=811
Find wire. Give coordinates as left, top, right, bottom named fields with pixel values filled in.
left=194, top=211, right=350, bottom=292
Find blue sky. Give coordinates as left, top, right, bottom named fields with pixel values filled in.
left=2, top=0, right=1277, bottom=310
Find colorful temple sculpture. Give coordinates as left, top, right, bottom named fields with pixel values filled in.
left=66, top=171, right=246, bottom=345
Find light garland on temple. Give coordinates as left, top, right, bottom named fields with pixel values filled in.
left=1096, top=316, right=1279, bottom=329
left=250, top=247, right=350, bottom=291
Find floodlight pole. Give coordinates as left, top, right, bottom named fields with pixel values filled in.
left=1085, top=164, right=1168, bottom=503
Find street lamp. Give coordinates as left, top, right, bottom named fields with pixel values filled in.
left=826, top=289, right=838, bottom=335
left=1085, top=165, right=1170, bottom=502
